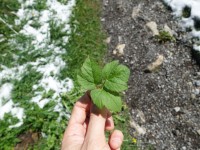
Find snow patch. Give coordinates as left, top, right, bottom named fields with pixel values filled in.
left=0, top=0, right=76, bottom=127
left=0, top=83, right=24, bottom=128
left=0, top=83, right=13, bottom=101
left=164, top=0, right=200, bottom=51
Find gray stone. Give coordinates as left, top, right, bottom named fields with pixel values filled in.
left=129, top=119, right=146, bottom=135
left=114, top=44, right=125, bottom=56
left=132, top=4, right=141, bottom=19
left=174, top=107, right=181, bottom=112
left=197, top=130, right=200, bottom=136
left=112, top=50, right=117, bottom=55
left=104, top=36, right=111, bottom=44
left=191, top=94, right=196, bottom=99
left=164, top=24, right=174, bottom=37
left=145, top=55, right=164, bottom=72
left=182, top=146, right=187, bottom=150
left=146, top=21, right=159, bottom=36
left=136, top=110, right=146, bottom=123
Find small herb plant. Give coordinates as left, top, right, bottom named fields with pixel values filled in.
left=155, top=30, right=175, bottom=43
left=77, top=57, right=130, bottom=112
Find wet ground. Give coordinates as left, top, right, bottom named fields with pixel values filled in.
left=101, top=0, right=200, bottom=149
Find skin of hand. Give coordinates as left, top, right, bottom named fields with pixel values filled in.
left=61, top=92, right=124, bottom=150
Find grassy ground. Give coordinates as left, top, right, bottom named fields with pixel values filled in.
left=60, top=0, right=106, bottom=80
left=0, top=0, right=74, bottom=149
left=0, top=0, right=136, bottom=149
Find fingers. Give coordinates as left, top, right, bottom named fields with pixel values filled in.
left=105, top=114, right=114, bottom=131
left=62, top=92, right=92, bottom=150
left=109, top=130, right=123, bottom=150
left=68, top=92, right=91, bottom=125
left=81, top=105, right=109, bottom=149
left=64, top=92, right=91, bottom=138
left=87, top=104, right=108, bottom=137
left=82, top=106, right=114, bottom=134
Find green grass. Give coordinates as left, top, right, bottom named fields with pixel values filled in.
left=0, top=0, right=20, bottom=35
left=60, top=0, right=106, bottom=80
left=32, top=0, right=48, bottom=11
left=113, top=105, right=138, bottom=150
left=0, top=0, right=20, bottom=68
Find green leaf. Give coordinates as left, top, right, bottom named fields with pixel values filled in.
left=104, top=79, right=128, bottom=92
left=115, top=65, right=130, bottom=83
left=91, top=89, right=122, bottom=112
left=78, top=58, right=130, bottom=112
left=102, top=60, right=119, bottom=79
left=90, top=89, right=104, bottom=109
left=81, top=57, right=102, bottom=84
left=77, top=57, right=102, bottom=91
left=102, top=62, right=130, bottom=92
left=77, top=75, right=96, bottom=90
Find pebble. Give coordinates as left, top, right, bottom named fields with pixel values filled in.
left=113, top=50, right=117, bottom=55
left=145, top=54, right=164, bottom=72
left=132, top=4, right=141, bottom=19
left=174, top=107, right=180, bottom=112
left=164, top=24, right=174, bottom=36
left=191, top=94, right=196, bottom=99
left=188, top=82, right=193, bottom=87
left=129, top=119, right=146, bottom=135
left=182, top=146, right=187, bottom=150
left=118, top=36, right=122, bottom=43
left=146, top=21, right=159, bottom=36
left=197, top=130, right=200, bottom=135
left=104, top=36, right=111, bottom=44
left=101, top=18, right=105, bottom=22
left=136, top=110, right=146, bottom=123
left=113, top=44, right=125, bottom=56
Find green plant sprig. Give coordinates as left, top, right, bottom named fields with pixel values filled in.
left=77, top=57, right=130, bottom=112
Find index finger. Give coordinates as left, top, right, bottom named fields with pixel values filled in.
left=68, top=91, right=91, bottom=125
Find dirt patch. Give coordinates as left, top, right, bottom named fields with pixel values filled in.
left=15, top=131, right=40, bottom=150
left=101, top=0, right=200, bottom=149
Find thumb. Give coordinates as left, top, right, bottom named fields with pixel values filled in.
left=109, top=130, right=123, bottom=150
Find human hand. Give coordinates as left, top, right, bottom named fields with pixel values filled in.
left=61, top=92, right=123, bottom=150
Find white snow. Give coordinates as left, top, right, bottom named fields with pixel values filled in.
left=0, top=83, right=13, bottom=101
left=31, top=95, right=50, bottom=109
left=21, top=24, right=49, bottom=44
left=0, top=83, right=24, bottom=128
left=0, top=0, right=76, bottom=127
left=164, top=0, right=200, bottom=51
left=47, top=0, right=75, bottom=26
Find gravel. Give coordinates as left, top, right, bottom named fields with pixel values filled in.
left=101, top=0, right=200, bottom=149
